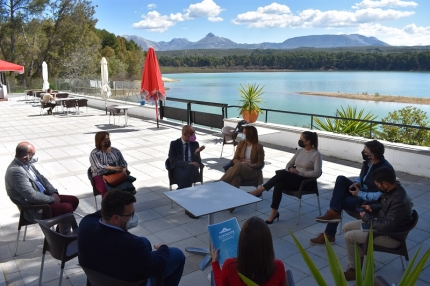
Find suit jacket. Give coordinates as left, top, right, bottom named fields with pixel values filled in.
left=168, top=138, right=202, bottom=169
left=232, top=140, right=265, bottom=170
left=5, top=158, right=57, bottom=222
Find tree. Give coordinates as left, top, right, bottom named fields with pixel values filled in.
left=377, top=106, right=430, bottom=146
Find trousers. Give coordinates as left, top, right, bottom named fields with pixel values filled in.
left=42, top=194, right=79, bottom=219
left=220, top=163, right=258, bottom=188
left=172, top=164, right=200, bottom=189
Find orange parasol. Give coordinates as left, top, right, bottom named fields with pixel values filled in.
left=140, top=47, right=166, bottom=128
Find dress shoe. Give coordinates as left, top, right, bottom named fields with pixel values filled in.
left=185, top=210, right=199, bottom=219
left=265, top=212, right=280, bottom=224
left=344, top=268, right=356, bottom=281
left=315, top=209, right=341, bottom=223
left=310, top=232, right=335, bottom=245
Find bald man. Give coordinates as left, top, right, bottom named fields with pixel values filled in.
left=5, top=142, right=79, bottom=234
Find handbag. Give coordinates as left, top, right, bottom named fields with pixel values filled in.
left=103, top=171, right=127, bottom=187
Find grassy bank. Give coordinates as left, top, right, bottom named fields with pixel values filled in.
left=299, top=92, right=430, bottom=105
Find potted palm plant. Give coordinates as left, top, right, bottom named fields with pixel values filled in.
left=238, top=83, right=264, bottom=123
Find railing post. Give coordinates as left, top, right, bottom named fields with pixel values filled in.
left=265, top=110, right=268, bottom=123
left=187, top=102, right=191, bottom=125
left=225, top=106, right=228, bottom=119
left=160, top=100, right=164, bottom=119
left=311, top=115, right=314, bottom=129
left=370, top=123, right=373, bottom=138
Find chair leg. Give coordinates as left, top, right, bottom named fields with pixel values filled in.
left=38, top=253, right=46, bottom=285
left=14, top=229, right=21, bottom=256
left=220, top=143, right=224, bottom=158
left=170, top=185, right=173, bottom=209
left=94, top=196, right=98, bottom=210
left=316, top=195, right=321, bottom=215
left=338, top=214, right=343, bottom=235
left=23, top=225, right=28, bottom=241
left=59, top=268, right=64, bottom=286
left=296, top=199, right=301, bottom=225
left=400, top=256, right=407, bottom=270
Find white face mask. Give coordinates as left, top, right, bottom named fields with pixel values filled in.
left=241, top=133, right=246, bottom=140
left=119, top=213, right=139, bottom=230
left=29, top=157, right=39, bottom=164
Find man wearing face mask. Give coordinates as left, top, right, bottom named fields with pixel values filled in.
left=310, top=140, right=393, bottom=245
left=78, top=190, right=185, bottom=286
left=5, top=142, right=79, bottom=234
left=342, top=167, right=413, bottom=281
left=167, top=125, right=205, bottom=218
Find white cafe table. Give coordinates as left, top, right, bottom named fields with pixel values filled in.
left=108, top=104, right=138, bottom=127
left=163, top=181, right=261, bottom=270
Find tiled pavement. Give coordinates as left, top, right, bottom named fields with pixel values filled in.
left=0, top=94, right=429, bottom=286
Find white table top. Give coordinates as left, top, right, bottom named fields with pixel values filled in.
left=163, top=181, right=261, bottom=217
left=109, top=104, right=138, bottom=109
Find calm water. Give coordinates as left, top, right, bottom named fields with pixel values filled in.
left=163, top=71, right=430, bottom=126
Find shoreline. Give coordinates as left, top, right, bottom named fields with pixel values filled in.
left=298, top=92, right=430, bottom=105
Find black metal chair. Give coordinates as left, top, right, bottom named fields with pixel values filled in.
left=364, top=209, right=419, bottom=270
left=165, top=158, right=204, bottom=208
left=87, top=167, right=102, bottom=210
left=9, top=197, right=52, bottom=256
left=82, top=265, right=148, bottom=286
left=108, top=105, right=124, bottom=125
left=35, top=213, right=79, bottom=286
left=77, top=98, right=88, bottom=113
left=63, top=99, right=77, bottom=114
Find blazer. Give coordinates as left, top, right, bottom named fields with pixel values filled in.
left=232, top=140, right=264, bottom=170
left=168, top=138, right=202, bottom=169
left=5, top=158, right=57, bottom=222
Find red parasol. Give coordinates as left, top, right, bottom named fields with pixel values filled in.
left=140, top=47, right=166, bottom=128
left=0, top=60, right=24, bottom=74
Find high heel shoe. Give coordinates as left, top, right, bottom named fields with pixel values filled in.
left=265, top=212, right=280, bottom=225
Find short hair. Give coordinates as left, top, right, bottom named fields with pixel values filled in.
left=237, top=216, right=275, bottom=284
left=15, top=142, right=30, bottom=157
left=365, top=140, right=385, bottom=160
left=302, top=131, right=318, bottom=150
left=243, top=126, right=258, bottom=144
left=47, top=88, right=52, bottom=93
left=371, top=167, right=396, bottom=184
left=182, top=125, right=193, bottom=135
left=101, top=190, right=136, bottom=221
left=95, top=131, right=109, bottom=150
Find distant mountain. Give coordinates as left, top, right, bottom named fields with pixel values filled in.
left=123, top=33, right=389, bottom=51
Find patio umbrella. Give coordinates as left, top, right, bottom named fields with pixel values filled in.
left=0, top=59, right=24, bottom=74
left=140, top=47, right=166, bottom=128
left=42, top=61, right=49, bottom=90
left=100, top=57, right=111, bottom=114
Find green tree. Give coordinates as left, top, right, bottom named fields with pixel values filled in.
left=377, top=106, right=430, bottom=146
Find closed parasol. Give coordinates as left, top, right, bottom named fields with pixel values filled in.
left=100, top=57, right=111, bottom=114
left=140, top=47, right=166, bottom=128
left=42, top=61, right=49, bottom=90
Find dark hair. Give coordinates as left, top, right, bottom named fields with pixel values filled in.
left=237, top=217, right=275, bottom=284
left=101, top=190, right=136, bottom=220
left=95, top=131, right=109, bottom=150
left=302, top=131, right=318, bottom=150
left=15, top=142, right=30, bottom=157
left=371, top=167, right=396, bottom=184
left=244, top=126, right=258, bottom=144
left=47, top=88, right=52, bottom=93
left=365, top=140, right=385, bottom=160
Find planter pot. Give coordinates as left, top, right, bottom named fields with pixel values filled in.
left=242, top=110, right=258, bottom=123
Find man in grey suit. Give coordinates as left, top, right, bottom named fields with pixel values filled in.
left=5, top=142, right=79, bottom=234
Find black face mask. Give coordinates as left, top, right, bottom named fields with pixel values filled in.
left=361, top=151, right=370, bottom=161
left=298, top=140, right=305, bottom=148
left=103, top=140, right=111, bottom=148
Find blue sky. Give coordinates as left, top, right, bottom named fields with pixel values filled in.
left=91, top=0, right=430, bottom=46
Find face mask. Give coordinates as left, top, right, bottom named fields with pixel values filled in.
left=188, top=134, right=196, bottom=142
left=29, top=157, right=38, bottom=164
left=103, top=140, right=111, bottom=148
left=298, top=140, right=305, bottom=148
left=361, top=151, right=370, bottom=161
left=119, top=214, right=139, bottom=230
left=241, top=133, right=246, bottom=140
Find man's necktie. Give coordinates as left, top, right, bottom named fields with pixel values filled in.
left=184, top=143, right=189, bottom=161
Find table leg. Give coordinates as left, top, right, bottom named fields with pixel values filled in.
left=124, top=109, right=128, bottom=126
left=185, top=213, right=214, bottom=270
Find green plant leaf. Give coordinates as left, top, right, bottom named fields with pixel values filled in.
left=399, top=244, right=422, bottom=286
left=324, top=233, right=347, bottom=286
left=354, top=240, right=363, bottom=286
left=363, top=226, right=374, bottom=286
left=238, top=272, right=258, bottom=286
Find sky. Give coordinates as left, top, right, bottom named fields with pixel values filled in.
left=91, top=0, right=430, bottom=46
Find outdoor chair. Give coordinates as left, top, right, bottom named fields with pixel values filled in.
left=108, top=105, right=124, bottom=125
left=220, top=126, right=238, bottom=158
left=374, top=275, right=391, bottom=286
left=165, top=158, right=204, bottom=208
left=82, top=266, right=148, bottom=286
left=364, top=209, right=418, bottom=270
left=55, top=93, right=69, bottom=98
left=9, top=197, right=52, bottom=256
left=87, top=167, right=102, bottom=210
left=40, top=100, right=53, bottom=115
left=338, top=209, right=362, bottom=235
left=63, top=99, right=77, bottom=115
left=77, top=98, right=88, bottom=113
left=35, top=213, right=79, bottom=286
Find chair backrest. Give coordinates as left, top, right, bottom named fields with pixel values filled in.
left=87, top=167, right=102, bottom=197
left=82, top=266, right=147, bottom=286
left=35, top=213, right=78, bottom=260
left=64, top=99, right=76, bottom=108
left=77, top=99, right=88, bottom=106
left=56, top=93, right=69, bottom=98
left=9, top=197, right=52, bottom=226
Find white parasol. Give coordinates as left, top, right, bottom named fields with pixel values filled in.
left=100, top=57, right=111, bottom=113
left=42, top=61, right=49, bottom=91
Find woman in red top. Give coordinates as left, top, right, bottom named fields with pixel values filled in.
left=212, top=216, right=286, bottom=286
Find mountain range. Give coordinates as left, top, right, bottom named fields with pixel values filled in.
left=123, top=33, right=389, bottom=51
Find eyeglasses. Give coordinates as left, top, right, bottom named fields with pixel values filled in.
left=116, top=212, right=134, bottom=219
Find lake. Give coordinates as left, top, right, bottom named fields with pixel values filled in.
left=162, top=71, right=430, bottom=126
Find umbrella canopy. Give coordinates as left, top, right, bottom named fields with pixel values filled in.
left=140, top=47, right=166, bottom=128
left=42, top=61, right=49, bottom=90
left=100, top=57, right=111, bottom=113
left=0, top=59, right=24, bottom=74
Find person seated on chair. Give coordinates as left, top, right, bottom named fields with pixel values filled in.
left=168, top=125, right=205, bottom=218
left=5, top=142, right=79, bottom=235
left=78, top=190, right=185, bottom=286
left=41, top=88, right=57, bottom=115
left=249, top=131, right=321, bottom=224
left=220, top=125, right=264, bottom=188
left=90, top=131, right=133, bottom=197
left=212, top=216, right=285, bottom=286
left=310, top=140, right=393, bottom=245
left=342, top=167, right=413, bottom=281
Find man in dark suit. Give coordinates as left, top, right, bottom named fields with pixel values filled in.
left=168, top=125, right=205, bottom=218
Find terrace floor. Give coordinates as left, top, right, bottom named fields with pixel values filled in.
left=0, top=94, right=429, bottom=286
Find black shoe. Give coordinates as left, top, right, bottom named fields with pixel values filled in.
left=266, top=212, right=280, bottom=225
left=185, top=210, right=199, bottom=219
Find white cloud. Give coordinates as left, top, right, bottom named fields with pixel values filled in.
left=352, top=0, right=418, bottom=9
left=132, top=11, right=184, bottom=32
left=232, top=4, right=414, bottom=29
left=357, top=23, right=430, bottom=45
left=147, top=4, right=156, bottom=10
left=184, top=0, right=224, bottom=20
